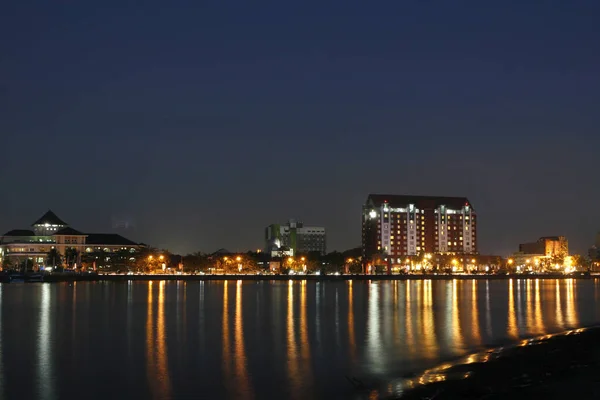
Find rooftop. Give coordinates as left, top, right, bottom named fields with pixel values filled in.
left=54, top=227, right=86, bottom=236
left=366, top=194, right=473, bottom=210
left=2, top=229, right=36, bottom=237
left=32, top=210, right=68, bottom=226
left=85, top=233, right=139, bottom=246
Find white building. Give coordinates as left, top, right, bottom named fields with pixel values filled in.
left=0, top=210, right=143, bottom=270
left=265, top=219, right=326, bottom=256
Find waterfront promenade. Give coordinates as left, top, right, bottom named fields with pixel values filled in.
left=6, top=271, right=592, bottom=283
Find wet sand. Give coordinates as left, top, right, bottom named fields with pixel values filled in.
left=384, top=327, right=600, bottom=399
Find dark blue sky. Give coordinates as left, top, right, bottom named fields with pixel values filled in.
left=1, top=1, right=599, bottom=255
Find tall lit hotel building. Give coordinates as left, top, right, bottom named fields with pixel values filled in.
left=362, top=194, right=477, bottom=263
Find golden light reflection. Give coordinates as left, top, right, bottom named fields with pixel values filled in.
left=347, top=281, right=356, bottom=362
left=555, top=280, right=564, bottom=329
left=516, top=280, right=523, bottom=331
left=146, top=281, right=171, bottom=399
left=146, top=282, right=154, bottom=389
left=299, top=280, right=313, bottom=397
left=156, top=281, right=171, bottom=398
left=451, top=280, right=465, bottom=353
left=485, top=281, right=492, bottom=337
left=234, top=280, right=252, bottom=398
left=405, top=282, right=416, bottom=357
left=507, top=279, right=518, bottom=339
left=287, top=281, right=301, bottom=393
left=222, top=281, right=230, bottom=376
left=534, top=279, right=544, bottom=334
left=565, top=279, right=578, bottom=327
left=526, top=280, right=534, bottom=332
left=72, top=282, right=77, bottom=341
left=392, top=282, right=401, bottom=349
left=421, top=280, right=437, bottom=359
left=470, top=280, right=481, bottom=346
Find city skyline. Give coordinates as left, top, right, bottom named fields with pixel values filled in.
left=0, top=202, right=594, bottom=258
left=2, top=1, right=599, bottom=255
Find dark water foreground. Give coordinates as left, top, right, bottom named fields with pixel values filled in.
left=380, top=327, right=600, bottom=399
left=2, top=279, right=600, bottom=399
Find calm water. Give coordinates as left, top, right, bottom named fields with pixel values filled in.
left=1, top=279, right=600, bottom=400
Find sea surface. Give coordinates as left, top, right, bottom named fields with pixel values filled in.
left=1, top=279, right=599, bottom=400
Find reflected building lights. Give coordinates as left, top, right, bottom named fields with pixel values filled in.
left=534, top=279, right=544, bottom=334
left=470, top=281, right=481, bottom=346
left=449, top=280, right=465, bottom=353
left=146, top=281, right=171, bottom=399
left=234, top=280, right=252, bottom=398
left=347, top=281, right=356, bottom=362
left=72, top=282, right=77, bottom=350
left=299, top=280, right=313, bottom=397
left=287, top=281, right=300, bottom=393
left=421, top=280, right=437, bottom=359
left=199, top=281, right=205, bottom=351
left=565, top=279, right=578, bottom=327
left=405, top=282, right=416, bottom=357
left=555, top=280, right=564, bottom=330
left=222, top=281, right=231, bottom=376
left=526, top=280, right=534, bottom=333
left=516, top=280, right=523, bottom=334
left=392, top=282, right=402, bottom=350
left=366, top=283, right=384, bottom=375
left=156, top=281, right=171, bottom=398
left=507, top=280, right=518, bottom=339
left=146, top=282, right=154, bottom=394
left=315, top=282, right=321, bottom=356
left=38, top=284, right=55, bottom=400
left=485, top=281, right=492, bottom=337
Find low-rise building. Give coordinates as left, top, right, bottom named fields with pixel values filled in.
left=518, top=236, right=569, bottom=258
left=0, top=210, right=143, bottom=270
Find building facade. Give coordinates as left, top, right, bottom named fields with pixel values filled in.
left=265, top=219, right=326, bottom=256
left=0, top=210, right=143, bottom=270
left=362, top=194, right=477, bottom=264
left=518, top=236, right=569, bottom=258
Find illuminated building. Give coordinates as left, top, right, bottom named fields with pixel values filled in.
left=362, top=194, right=477, bottom=266
left=519, top=236, right=569, bottom=257
left=0, top=210, right=143, bottom=269
left=265, top=219, right=326, bottom=256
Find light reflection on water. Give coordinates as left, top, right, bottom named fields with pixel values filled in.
left=0, top=279, right=598, bottom=400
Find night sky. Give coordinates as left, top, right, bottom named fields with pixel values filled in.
left=2, top=1, right=599, bottom=256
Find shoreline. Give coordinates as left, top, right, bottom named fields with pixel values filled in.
left=377, top=326, right=600, bottom=399
left=1, top=272, right=592, bottom=283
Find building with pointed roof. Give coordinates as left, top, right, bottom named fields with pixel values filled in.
left=0, top=210, right=144, bottom=271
